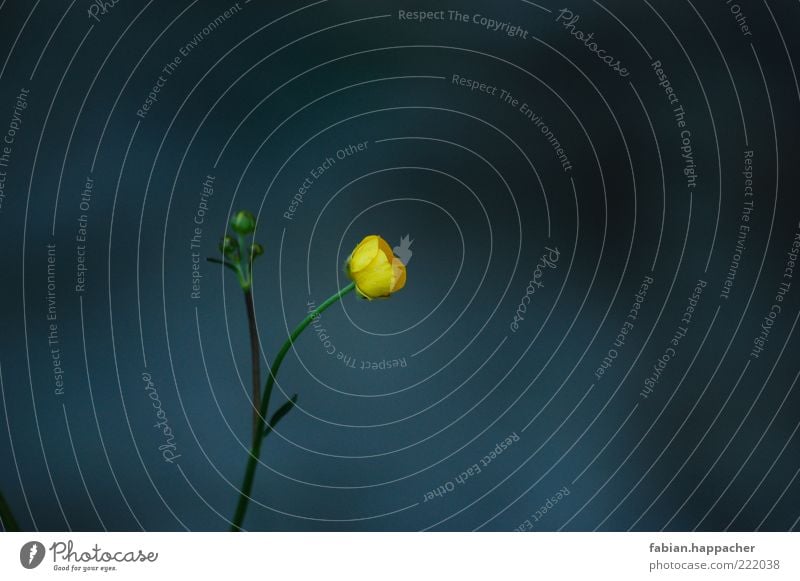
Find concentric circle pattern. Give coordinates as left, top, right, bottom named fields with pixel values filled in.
left=0, top=0, right=798, bottom=532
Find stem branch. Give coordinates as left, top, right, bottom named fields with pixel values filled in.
left=230, top=281, right=356, bottom=531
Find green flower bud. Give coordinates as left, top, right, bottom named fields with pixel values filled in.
left=220, top=235, right=238, bottom=257
left=250, top=243, right=264, bottom=259
left=231, top=210, right=256, bottom=235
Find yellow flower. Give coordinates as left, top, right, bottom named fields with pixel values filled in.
left=346, top=235, right=407, bottom=299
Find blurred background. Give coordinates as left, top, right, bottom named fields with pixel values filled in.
left=0, top=0, right=798, bottom=531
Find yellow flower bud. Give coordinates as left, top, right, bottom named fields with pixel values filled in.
left=346, top=235, right=407, bottom=299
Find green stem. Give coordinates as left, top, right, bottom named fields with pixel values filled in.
left=230, top=281, right=356, bottom=531
left=243, top=289, right=261, bottom=443
left=237, top=234, right=250, bottom=290
left=0, top=488, right=20, bottom=532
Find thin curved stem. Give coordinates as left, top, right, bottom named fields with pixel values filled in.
left=0, top=488, right=20, bottom=531
left=230, top=281, right=356, bottom=531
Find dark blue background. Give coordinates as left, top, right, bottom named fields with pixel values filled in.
left=0, top=0, right=798, bottom=531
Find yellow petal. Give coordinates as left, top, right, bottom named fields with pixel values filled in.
left=377, top=237, right=394, bottom=262
left=348, top=235, right=380, bottom=274
left=354, top=252, right=393, bottom=299
left=391, top=258, right=406, bottom=292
